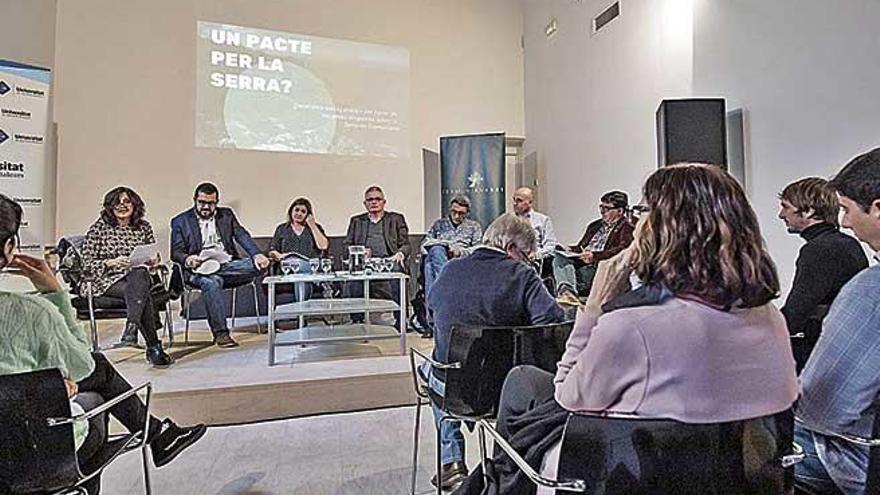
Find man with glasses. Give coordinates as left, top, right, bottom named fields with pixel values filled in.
left=344, top=185, right=411, bottom=327
left=553, top=190, right=634, bottom=306
left=512, top=187, right=557, bottom=259
left=170, top=182, right=269, bottom=348
left=422, top=195, right=483, bottom=298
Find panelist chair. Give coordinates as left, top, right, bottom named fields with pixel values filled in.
left=482, top=407, right=805, bottom=494
left=171, top=262, right=263, bottom=344
left=0, top=369, right=154, bottom=495
left=56, top=236, right=175, bottom=352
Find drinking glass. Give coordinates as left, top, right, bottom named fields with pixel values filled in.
left=309, top=258, right=320, bottom=273
left=384, top=258, right=395, bottom=272
left=281, top=263, right=292, bottom=276
left=321, top=258, right=332, bottom=274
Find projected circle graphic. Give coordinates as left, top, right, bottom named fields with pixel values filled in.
left=223, top=62, right=336, bottom=153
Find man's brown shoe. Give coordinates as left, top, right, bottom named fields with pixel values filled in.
left=556, top=290, right=581, bottom=307
left=430, top=461, right=468, bottom=489
left=213, top=333, right=239, bottom=348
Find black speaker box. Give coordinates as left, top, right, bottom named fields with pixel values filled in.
left=656, top=98, right=727, bottom=169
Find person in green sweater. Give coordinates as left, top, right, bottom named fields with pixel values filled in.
left=0, top=194, right=205, bottom=494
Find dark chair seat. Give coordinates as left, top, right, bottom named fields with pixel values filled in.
left=556, top=409, right=796, bottom=495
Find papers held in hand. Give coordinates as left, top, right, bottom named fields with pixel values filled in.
left=199, top=247, right=232, bottom=264
left=554, top=245, right=586, bottom=258
left=128, top=243, right=160, bottom=267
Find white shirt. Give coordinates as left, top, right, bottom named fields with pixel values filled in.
left=199, top=217, right=224, bottom=251
left=519, top=210, right=557, bottom=258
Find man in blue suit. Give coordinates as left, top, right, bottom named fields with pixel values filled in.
left=170, top=182, right=270, bottom=348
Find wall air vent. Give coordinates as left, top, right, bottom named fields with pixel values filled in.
left=593, top=1, right=620, bottom=33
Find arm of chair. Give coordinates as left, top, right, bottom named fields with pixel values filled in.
left=48, top=382, right=153, bottom=445
left=477, top=419, right=587, bottom=493
left=408, top=348, right=461, bottom=399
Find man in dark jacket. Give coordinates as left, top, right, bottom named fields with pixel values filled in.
left=344, top=185, right=410, bottom=326
left=777, top=177, right=868, bottom=371
left=553, top=191, right=634, bottom=305
left=171, top=182, right=269, bottom=348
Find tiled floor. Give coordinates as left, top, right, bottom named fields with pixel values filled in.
left=101, top=405, right=482, bottom=495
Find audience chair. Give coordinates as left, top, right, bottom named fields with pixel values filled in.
left=0, top=369, right=154, bottom=495
left=56, top=236, right=175, bottom=352
left=510, top=321, right=575, bottom=374
left=793, top=415, right=880, bottom=495
left=482, top=407, right=804, bottom=494
left=171, top=262, right=263, bottom=344
left=409, top=326, right=517, bottom=495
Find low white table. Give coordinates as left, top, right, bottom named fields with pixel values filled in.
left=263, top=271, right=409, bottom=366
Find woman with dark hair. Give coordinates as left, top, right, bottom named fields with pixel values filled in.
left=0, top=194, right=206, bottom=495
left=267, top=197, right=329, bottom=263
left=456, top=164, right=798, bottom=494
left=80, top=186, right=172, bottom=367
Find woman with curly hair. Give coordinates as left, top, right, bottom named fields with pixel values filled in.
left=80, top=186, right=172, bottom=367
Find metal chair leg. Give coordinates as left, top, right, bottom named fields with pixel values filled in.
left=436, top=417, right=444, bottom=495
left=141, top=445, right=152, bottom=495
left=184, top=290, right=191, bottom=345
left=164, top=303, right=174, bottom=349
left=477, top=422, right=490, bottom=488
left=252, top=281, right=263, bottom=333
left=411, top=398, right=424, bottom=495
left=230, top=287, right=238, bottom=330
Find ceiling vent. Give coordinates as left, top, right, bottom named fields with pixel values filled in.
left=593, top=1, right=620, bottom=33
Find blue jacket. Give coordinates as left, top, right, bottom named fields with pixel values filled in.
left=170, top=207, right=261, bottom=270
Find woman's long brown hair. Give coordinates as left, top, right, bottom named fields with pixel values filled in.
left=632, top=164, right=779, bottom=309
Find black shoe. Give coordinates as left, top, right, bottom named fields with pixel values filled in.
left=146, top=344, right=174, bottom=368
left=117, top=321, right=143, bottom=348
left=430, top=461, right=468, bottom=489
left=213, top=333, right=239, bottom=348
left=150, top=419, right=207, bottom=468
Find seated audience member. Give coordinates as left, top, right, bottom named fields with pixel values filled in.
left=267, top=197, right=329, bottom=299
left=512, top=187, right=557, bottom=260
left=777, top=177, right=868, bottom=372
left=422, top=195, right=483, bottom=296
left=553, top=190, right=635, bottom=306
left=795, top=148, right=880, bottom=495
left=80, top=186, right=173, bottom=367
left=170, top=182, right=270, bottom=348
left=456, top=164, right=798, bottom=494
left=425, top=213, right=565, bottom=489
left=0, top=194, right=206, bottom=495
left=344, top=185, right=410, bottom=326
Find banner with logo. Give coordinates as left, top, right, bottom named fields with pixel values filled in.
left=0, top=60, right=51, bottom=255
left=439, top=133, right=505, bottom=229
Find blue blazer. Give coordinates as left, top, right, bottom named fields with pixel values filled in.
left=170, top=207, right=261, bottom=269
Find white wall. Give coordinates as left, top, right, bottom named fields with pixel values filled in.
left=692, top=0, right=880, bottom=292
left=53, top=0, right=525, bottom=250
left=523, top=0, right=879, bottom=297
left=522, top=0, right=693, bottom=242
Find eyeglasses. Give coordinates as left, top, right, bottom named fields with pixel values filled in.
left=365, top=197, right=384, bottom=203
left=114, top=199, right=133, bottom=208
left=196, top=200, right=218, bottom=207
left=599, top=204, right=622, bottom=212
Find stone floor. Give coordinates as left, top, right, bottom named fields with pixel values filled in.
left=101, top=405, right=482, bottom=495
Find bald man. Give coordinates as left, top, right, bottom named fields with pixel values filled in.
left=512, top=187, right=557, bottom=259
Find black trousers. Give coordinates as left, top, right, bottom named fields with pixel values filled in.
left=103, top=268, right=161, bottom=346
left=496, top=365, right=556, bottom=440
left=77, top=353, right=162, bottom=440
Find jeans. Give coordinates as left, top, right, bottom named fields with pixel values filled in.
left=103, top=267, right=161, bottom=346
left=424, top=364, right=465, bottom=465
left=794, top=425, right=846, bottom=495
left=552, top=253, right=597, bottom=296
left=187, top=258, right=261, bottom=336
left=423, top=245, right=449, bottom=297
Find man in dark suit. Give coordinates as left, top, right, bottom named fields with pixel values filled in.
left=344, top=185, right=410, bottom=327
left=171, top=182, right=270, bottom=348
left=777, top=177, right=868, bottom=371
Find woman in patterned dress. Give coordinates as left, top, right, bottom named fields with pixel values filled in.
left=80, top=186, right=173, bottom=367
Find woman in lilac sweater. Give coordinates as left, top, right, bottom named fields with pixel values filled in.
left=456, top=164, right=798, bottom=494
